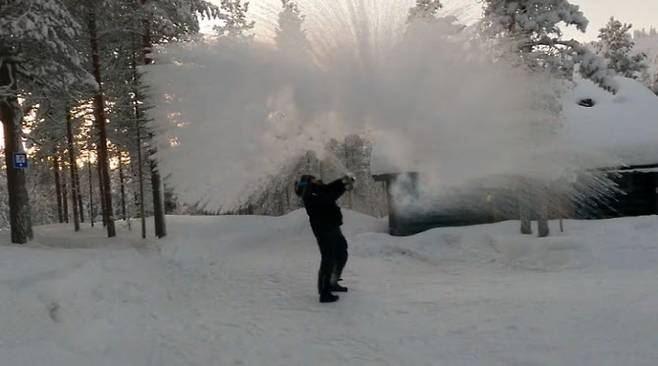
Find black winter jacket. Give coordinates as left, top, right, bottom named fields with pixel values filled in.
left=302, top=179, right=347, bottom=232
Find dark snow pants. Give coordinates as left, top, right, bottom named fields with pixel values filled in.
left=312, top=226, right=348, bottom=295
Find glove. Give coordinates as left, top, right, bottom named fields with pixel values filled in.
left=341, top=175, right=356, bottom=184
left=342, top=175, right=356, bottom=191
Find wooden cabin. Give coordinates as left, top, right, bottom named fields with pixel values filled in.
left=372, top=77, right=658, bottom=236
left=374, top=167, right=658, bottom=236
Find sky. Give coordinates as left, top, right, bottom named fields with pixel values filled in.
left=205, top=0, right=658, bottom=42
left=565, top=0, right=658, bottom=41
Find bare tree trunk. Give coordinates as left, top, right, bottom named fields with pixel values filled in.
left=77, top=173, right=85, bottom=223
left=53, top=156, right=64, bottom=223
left=0, top=59, right=33, bottom=243
left=149, top=159, right=166, bottom=237
left=136, top=129, right=146, bottom=239
left=87, top=160, right=95, bottom=227
left=62, top=171, right=69, bottom=224
left=118, top=153, right=127, bottom=221
left=66, top=108, right=80, bottom=231
left=140, top=0, right=166, bottom=238
left=164, top=183, right=175, bottom=214
left=131, top=44, right=147, bottom=239
left=76, top=161, right=84, bottom=223
left=97, top=161, right=107, bottom=227
left=88, top=9, right=116, bottom=237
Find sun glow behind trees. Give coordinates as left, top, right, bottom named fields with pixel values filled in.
left=203, top=0, right=657, bottom=43
left=0, top=0, right=223, bottom=242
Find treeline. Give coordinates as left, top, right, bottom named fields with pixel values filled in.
left=1, top=0, right=653, bottom=243
left=0, top=0, right=237, bottom=243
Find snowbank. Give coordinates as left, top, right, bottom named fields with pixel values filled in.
left=352, top=215, right=658, bottom=272
left=2, top=212, right=658, bottom=365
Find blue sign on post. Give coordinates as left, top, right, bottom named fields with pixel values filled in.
left=12, top=153, right=28, bottom=169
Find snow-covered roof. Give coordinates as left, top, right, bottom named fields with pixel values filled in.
left=371, top=77, right=658, bottom=175
left=562, top=76, right=658, bottom=167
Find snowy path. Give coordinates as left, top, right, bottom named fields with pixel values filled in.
left=1, top=212, right=658, bottom=365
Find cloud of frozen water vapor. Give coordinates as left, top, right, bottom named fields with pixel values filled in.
left=146, top=5, right=614, bottom=212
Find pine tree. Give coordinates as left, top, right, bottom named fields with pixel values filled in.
left=137, top=0, right=222, bottom=238
left=275, top=0, right=311, bottom=57
left=481, top=0, right=618, bottom=93
left=215, top=0, right=255, bottom=41
left=406, top=0, right=462, bottom=36
left=596, top=17, right=648, bottom=79
left=407, top=0, right=443, bottom=22
left=0, top=0, right=91, bottom=243
left=85, top=3, right=117, bottom=237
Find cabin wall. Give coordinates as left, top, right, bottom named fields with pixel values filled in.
left=578, top=171, right=658, bottom=219
left=379, top=170, right=658, bottom=236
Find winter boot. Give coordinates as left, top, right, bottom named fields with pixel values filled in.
left=329, top=283, right=348, bottom=292
left=329, top=272, right=347, bottom=292
left=319, top=292, right=339, bottom=303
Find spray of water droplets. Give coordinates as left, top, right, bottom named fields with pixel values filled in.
left=146, top=0, right=620, bottom=214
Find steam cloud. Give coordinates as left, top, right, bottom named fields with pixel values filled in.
left=146, top=1, right=615, bottom=211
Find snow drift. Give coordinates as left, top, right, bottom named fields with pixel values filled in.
left=3, top=212, right=658, bottom=365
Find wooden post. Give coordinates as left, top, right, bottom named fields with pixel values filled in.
left=537, top=191, right=550, bottom=238
left=519, top=178, right=532, bottom=235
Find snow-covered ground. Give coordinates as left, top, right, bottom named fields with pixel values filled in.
left=2, top=211, right=658, bottom=366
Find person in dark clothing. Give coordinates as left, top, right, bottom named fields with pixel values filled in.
left=295, top=174, right=355, bottom=303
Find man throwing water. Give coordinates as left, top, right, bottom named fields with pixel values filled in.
left=295, top=175, right=355, bottom=303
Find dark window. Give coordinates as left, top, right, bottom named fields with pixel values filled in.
left=578, top=98, right=596, bottom=107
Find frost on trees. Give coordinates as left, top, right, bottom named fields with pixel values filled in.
left=275, top=0, right=312, bottom=59
left=479, top=0, right=622, bottom=237
left=215, top=0, right=255, bottom=41
left=0, top=0, right=91, bottom=243
left=481, top=0, right=618, bottom=93
left=595, top=17, right=649, bottom=80
left=407, top=0, right=443, bottom=22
